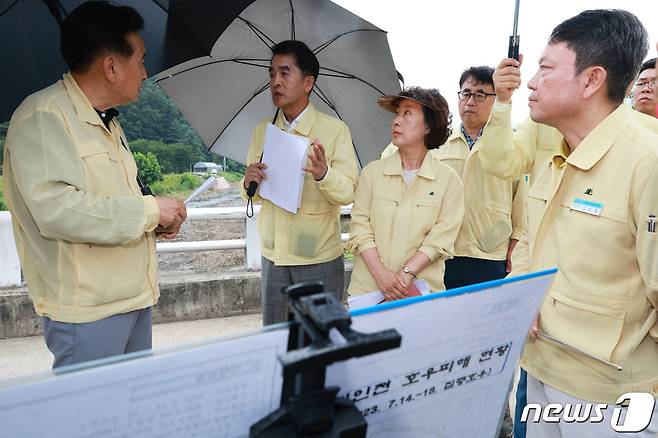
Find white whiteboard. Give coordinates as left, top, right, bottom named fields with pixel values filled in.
left=0, top=270, right=555, bottom=437
left=0, top=328, right=290, bottom=438
left=326, top=271, right=555, bottom=437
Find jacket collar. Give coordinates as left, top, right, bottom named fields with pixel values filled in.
left=446, top=128, right=472, bottom=151
left=275, top=102, right=317, bottom=136
left=448, top=126, right=464, bottom=143
left=62, top=73, right=106, bottom=128
left=551, top=141, right=570, bottom=169
left=383, top=149, right=438, bottom=180
left=563, top=104, right=629, bottom=171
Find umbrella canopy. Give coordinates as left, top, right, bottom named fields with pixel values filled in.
left=154, top=0, right=401, bottom=167
left=0, top=0, right=257, bottom=122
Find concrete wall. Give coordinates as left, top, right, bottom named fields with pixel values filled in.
left=0, top=268, right=352, bottom=339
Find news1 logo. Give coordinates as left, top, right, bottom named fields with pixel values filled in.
left=520, top=392, right=656, bottom=432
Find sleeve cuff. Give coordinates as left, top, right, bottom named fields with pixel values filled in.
left=240, top=177, right=261, bottom=201
left=143, top=196, right=160, bottom=232
left=316, top=166, right=332, bottom=186
left=356, top=240, right=377, bottom=254
left=418, top=246, right=441, bottom=263
left=494, top=101, right=513, bottom=111
left=510, top=229, right=524, bottom=241
left=239, top=177, right=249, bottom=200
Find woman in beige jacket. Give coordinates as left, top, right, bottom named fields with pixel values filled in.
left=347, top=87, right=464, bottom=301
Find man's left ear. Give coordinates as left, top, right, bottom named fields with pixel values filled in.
left=582, top=66, right=607, bottom=100
left=304, top=75, right=315, bottom=94
left=102, top=55, right=120, bottom=84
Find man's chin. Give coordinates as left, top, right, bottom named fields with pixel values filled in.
left=529, top=108, right=548, bottom=126
left=635, top=102, right=656, bottom=116
left=271, top=95, right=286, bottom=106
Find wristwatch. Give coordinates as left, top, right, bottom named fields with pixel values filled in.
left=402, top=266, right=416, bottom=277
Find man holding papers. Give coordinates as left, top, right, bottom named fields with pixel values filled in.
left=241, top=40, right=358, bottom=325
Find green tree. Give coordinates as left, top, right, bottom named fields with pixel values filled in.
left=133, top=152, right=162, bottom=186
left=0, top=121, right=7, bottom=171
left=119, top=81, right=243, bottom=173
left=130, top=139, right=198, bottom=174
left=0, top=179, right=6, bottom=211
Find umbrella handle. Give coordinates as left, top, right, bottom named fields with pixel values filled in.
left=508, top=35, right=520, bottom=61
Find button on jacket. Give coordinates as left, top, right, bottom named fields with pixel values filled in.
left=478, top=102, right=658, bottom=183
left=382, top=134, right=525, bottom=261
left=516, top=106, right=658, bottom=403
left=347, top=150, right=464, bottom=295
left=3, top=74, right=161, bottom=323
left=240, top=103, right=358, bottom=266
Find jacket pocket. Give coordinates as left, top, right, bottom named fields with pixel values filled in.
left=71, top=238, right=150, bottom=306
left=414, top=196, right=442, bottom=235
left=480, top=206, right=513, bottom=253
left=290, top=203, right=339, bottom=258
left=468, top=203, right=512, bottom=254
left=79, top=142, right=124, bottom=195
left=371, top=192, right=399, bottom=237
left=542, top=290, right=625, bottom=362
left=258, top=204, right=275, bottom=250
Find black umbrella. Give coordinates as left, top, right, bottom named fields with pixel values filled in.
left=154, top=0, right=402, bottom=167
left=0, top=0, right=258, bottom=122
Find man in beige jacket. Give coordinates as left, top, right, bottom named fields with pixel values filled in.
left=490, top=9, right=658, bottom=437
left=3, top=2, right=186, bottom=368
left=241, top=40, right=358, bottom=325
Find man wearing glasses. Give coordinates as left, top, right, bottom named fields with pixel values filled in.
left=632, top=58, right=656, bottom=117
left=382, top=67, right=526, bottom=291
left=438, top=66, right=526, bottom=291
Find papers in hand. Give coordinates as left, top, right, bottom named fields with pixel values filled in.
left=184, top=176, right=216, bottom=204
left=347, top=279, right=431, bottom=310
left=259, top=124, right=309, bottom=214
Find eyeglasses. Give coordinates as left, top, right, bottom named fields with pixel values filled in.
left=633, top=80, right=656, bottom=90
left=458, top=90, right=496, bottom=102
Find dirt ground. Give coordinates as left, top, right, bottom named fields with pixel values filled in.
left=157, top=185, right=247, bottom=275
left=157, top=183, right=352, bottom=276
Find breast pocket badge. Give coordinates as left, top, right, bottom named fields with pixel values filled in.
left=570, top=197, right=603, bottom=216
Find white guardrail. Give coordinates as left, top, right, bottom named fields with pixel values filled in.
left=0, top=206, right=353, bottom=287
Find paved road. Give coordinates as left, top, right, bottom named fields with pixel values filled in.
left=0, top=314, right=262, bottom=382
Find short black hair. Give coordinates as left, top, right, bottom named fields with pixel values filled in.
left=639, top=58, right=656, bottom=75
left=549, top=9, right=648, bottom=104
left=271, top=40, right=320, bottom=82
left=61, top=1, right=144, bottom=73
left=459, top=66, right=495, bottom=89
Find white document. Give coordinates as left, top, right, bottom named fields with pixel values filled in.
left=184, top=175, right=216, bottom=204
left=0, top=328, right=290, bottom=438
left=259, top=124, right=309, bottom=214
left=347, top=279, right=430, bottom=310
left=328, top=271, right=555, bottom=438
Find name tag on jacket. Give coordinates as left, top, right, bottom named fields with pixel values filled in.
left=570, top=197, right=603, bottom=216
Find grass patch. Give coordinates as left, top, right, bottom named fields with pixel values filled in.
left=0, top=179, right=6, bottom=211
left=151, top=173, right=203, bottom=197
left=220, top=171, right=244, bottom=182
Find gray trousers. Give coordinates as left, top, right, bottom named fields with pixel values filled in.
left=261, top=256, right=345, bottom=325
left=42, top=307, right=152, bottom=369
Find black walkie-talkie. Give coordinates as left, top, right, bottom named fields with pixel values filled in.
left=246, top=108, right=280, bottom=197
left=245, top=108, right=281, bottom=217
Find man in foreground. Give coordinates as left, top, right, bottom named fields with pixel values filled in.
left=3, top=1, right=186, bottom=368
left=492, top=9, right=658, bottom=437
